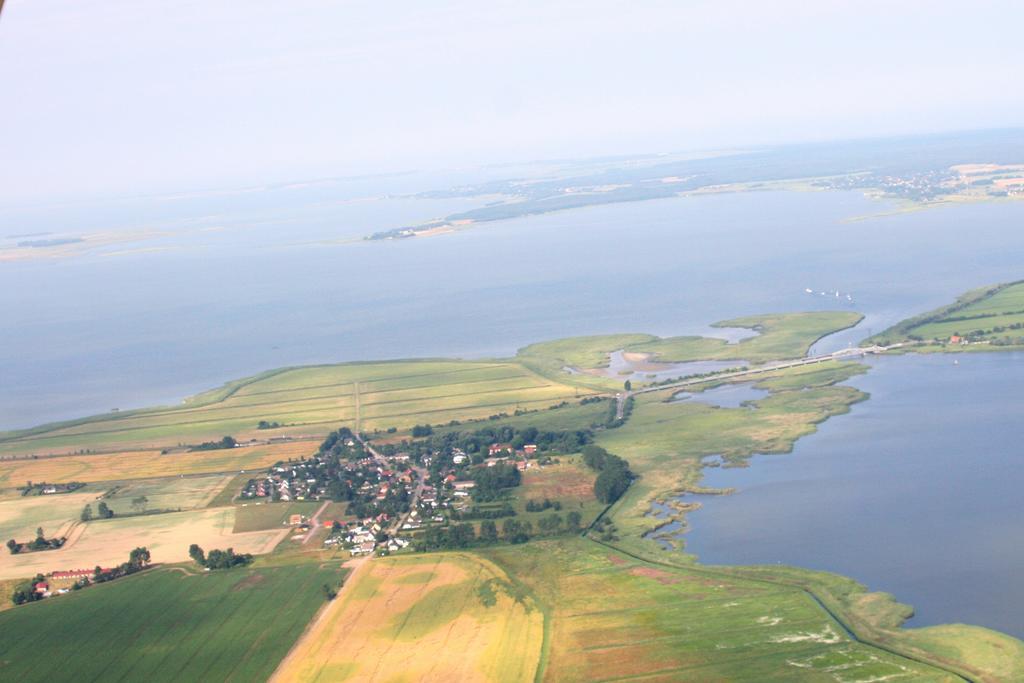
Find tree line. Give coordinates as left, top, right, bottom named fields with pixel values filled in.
left=189, top=436, right=237, bottom=452
left=413, top=510, right=583, bottom=552
left=7, top=527, right=66, bottom=555
left=581, top=445, right=635, bottom=504
left=10, top=547, right=150, bottom=606
left=189, top=544, right=253, bottom=570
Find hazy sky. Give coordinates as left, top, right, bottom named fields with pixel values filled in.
left=1, top=0, right=1022, bottom=202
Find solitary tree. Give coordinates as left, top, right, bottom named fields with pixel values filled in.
left=6, top=539, right=18, bottom=555
left=479, top=519, right=498, bottom=543
left=80, top=504, right=93, bottom=522
left=188, top=543, right=206, bottom=566
left=566, top=510, right=582, bottom=530
left=624, top=380, right=632, bottom=391
left=129, top=547, right=151, bottom=569
left=97, top=501, right=114, bottom=519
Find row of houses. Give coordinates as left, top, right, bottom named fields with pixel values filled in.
left=322, top=518, right=410, bottom=556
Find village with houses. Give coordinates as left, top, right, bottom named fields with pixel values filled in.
left=235, top=424, right=569, bottom=557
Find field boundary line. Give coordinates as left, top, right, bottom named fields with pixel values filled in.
left=266, top=556, right=371, bottom=683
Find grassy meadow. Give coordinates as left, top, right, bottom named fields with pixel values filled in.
left=232, top=501, right=322, bottom=533
left=513, top=457, right=605, bottom=528
left=870, top=280, right=1024, bottom=345
left=0, top=488, right=99, bottom=543
left=272, top=554, right=543, bottom=682
left=0, top=562, right=345, bottom=682
left=517, top=312, right=863, bottom=388
left=483, top=539, right=956, bottom=682
left=629, top=311, right=864, bottom=363
left=0, top=361, right=589, bottom=457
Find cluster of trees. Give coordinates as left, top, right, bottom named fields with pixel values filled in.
left=93, top=547, right=152, bottom=583
left=189, top=436, right=237, bottom=452
left=469, top=463, right=521, bottom=502
left=189, top=544, right=253, bottom=570
left=345, top=485, right=410, bottom=520
left=317, top=427, right=367, bottom=461
left=19, top=481, right=85, bottom=496
left=257, top=420, right=282, bottom=430
left=390, top=425, right=591, bottom=465
left=10, top=574, right=47, bottom=605
left=6, top=527, right=66, bottom=555
left=582, top=445, right=635, bottom=504
left=81, top=501, right=115, bottom=521
left=525, top=498, right=562, bottom=512
left=537, top=511, right=582, bottom=534
left=414, top=523, right=479, bottom=551
left=411, top=424, right=433, bottom=437
left=592, top=517, right=620, bottom=542
left=11, top=548, right=152, bottom=605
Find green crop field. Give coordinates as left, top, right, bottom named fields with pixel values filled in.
left=233, top=501, right=321, bottom=533
left=483, top=539, right=956, bottom=682
left=0, top=562, right=345, bottom=682
left=0, top=360, right=591, bottom=457
left=433, top=398, right=611, bottom=436
left=0, top=441, right=316, bottom=480
left=869, top=281, right=1024, bottom=346
left=101, top=473, right=235, bottom=512
left=519, top=333, right=659, bottom=368
left=902, top=282, right=1024, bottom=340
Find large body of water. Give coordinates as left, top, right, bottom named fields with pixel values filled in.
left=5, top=178, right=1024, bottom=639
left=685, top=353, right=1024, bottom=639
left=6, top=186, right=1024, bottom=431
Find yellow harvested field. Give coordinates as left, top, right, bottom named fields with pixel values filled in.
left=0, top=440, right=316, bottom=486
left=952, top=163, right=1024, bottom=175
left=0, top=489, right=97, bottom=541
left=273, top=554, right=543, bottom=683
left=520, top=459, right=596, bottom=502
left=0, top=507, right=284, bottom=580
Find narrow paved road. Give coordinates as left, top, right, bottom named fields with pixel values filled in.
left=355, top=432, right=427, bottom=535
left=301, top=500, right=331, bottom=546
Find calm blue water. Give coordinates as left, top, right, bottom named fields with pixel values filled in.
left=6, top=181, right=1024, bottom=638
left=671, top=382, right=769, bottom=408
left=684, top=353, right=1024, bottom=638
left=4, top=189, right=1024, bottom=430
